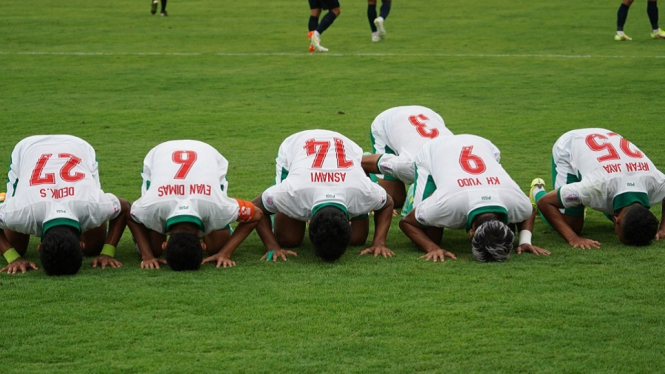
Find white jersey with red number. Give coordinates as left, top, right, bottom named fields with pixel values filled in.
left=412, top=134, right=532, bottom=230
left=0, top=135, right=121, bottom=236
left=261, top=130, right=388, bottom=221
left=553, top=128, right=665, bottom=214
left=130, top=140, right=242, bottom=236
left=371, top=106, right=453, bottom=184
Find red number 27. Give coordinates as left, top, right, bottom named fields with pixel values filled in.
left=30, top=153, right=85, bottom=186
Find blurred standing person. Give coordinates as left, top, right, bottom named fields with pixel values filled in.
left=368, top=0, right=391, bottom=42
left=151, top=0, right=168, bottom=16
left=307, top=0, right=341, bottom=52
left=615, top=0, right=665, bottom=40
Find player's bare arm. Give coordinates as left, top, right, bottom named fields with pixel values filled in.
left=360, top=194, right=394, bottom=258
left=202, top=200, right=263, bottom=268
left=656, top=200, right=665, bottom=240
left=515, top=212, right=550, bottom=255
left=0, top=230, right=38, bottom=274
left=92, top=196, right=130, bottom=269
left=251, top=195, right=298, bottom=261
left=126, top=211, right=166, bottom=269
left=399, top=209, right=456, bottom=262
left=361, top=153, right=381, bottom=175
left=537, top=190, right=600, bottom=249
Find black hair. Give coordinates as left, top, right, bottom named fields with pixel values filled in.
left=165, top=231, right=203, bottom=271
left=620, top=205, right=658, bottom=246
left=471, top=218, right=514, bottom=263
left=40, top=226, right=83, bottom=276
left=308, top=206, right=351, bottom=262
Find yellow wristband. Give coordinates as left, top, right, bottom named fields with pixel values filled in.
left=3, top=248, right=21, bottom=264
left=100, top=244, right=116, bottom=257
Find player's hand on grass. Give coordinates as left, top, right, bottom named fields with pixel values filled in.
left=568, top=237, right=600, bottom=249
left=420, top=248, right=456, bottom=262
left=655, top=229, right=665, bottom=240
left=140, top=258, right=166, bottom=269
left=261, top=249, right=298, bottom=262
left=0, top=258, right=38, bottom=274
left=92, top=255, right=122, bottom=269
left=359, top=245, right=394, bottom=258
left=516, top=244, right=551, bottom=256
left=202, top=254, right=236, bottom=268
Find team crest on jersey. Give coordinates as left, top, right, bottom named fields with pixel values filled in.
left=264, top=196, right=275, bottom=209
left=416, top=208, right=425, bottom=223
left=564, top=193, right=580, bottom=204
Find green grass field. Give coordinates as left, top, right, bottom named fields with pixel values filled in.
left=2, top=0, right=665, bottom=372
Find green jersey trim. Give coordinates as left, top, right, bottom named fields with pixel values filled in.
left=466, top=206, right=508, bottom=232
left=613, top=192, right=650, bottom=212
left=42, top=218, right=82, bottom=238
left=311, top=202, right=349, bottom=220
left=165, top=215, right=205, bottom=233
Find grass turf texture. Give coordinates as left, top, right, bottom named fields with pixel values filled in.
left=2, top=0, right=665, bottom=372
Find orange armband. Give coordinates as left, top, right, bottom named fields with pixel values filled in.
left=235, top=199, right=255, bottom=222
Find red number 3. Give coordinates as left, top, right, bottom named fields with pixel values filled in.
left=409, top=114, right=440, bottom=139
left=30, top=153, right=85, bottom=186
left=459, top=146, right=486, bottom=175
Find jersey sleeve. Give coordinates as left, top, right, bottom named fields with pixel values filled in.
left=104, top=193, right=123, bottom=220
left=275, top=136, right=294, bottom=183
left=140, top=148, right=155, bottom=195
left=6, top=144, right=21, bottom=198
left=557, top=183, right=584, bottom=209
left=82, top=140, right=101, bottom=187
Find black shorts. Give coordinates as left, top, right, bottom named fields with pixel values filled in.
left=309, top=0, right=340, bottom=10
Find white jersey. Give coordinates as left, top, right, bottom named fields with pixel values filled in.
left=371, top=106, right=453, bottom=184
left=262, top=130, right=388, bottom=221
left=0, top=135, right=121, bottom=236
left=130, top=140, right=242, bottom=236
left=553, top=128, right=665, bottom=214
left=412, top=134, right=532, bottom=230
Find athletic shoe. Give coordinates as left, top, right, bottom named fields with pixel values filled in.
left=529, top=178, right=546, bottom=210
left=374, top=17, right=386, bottom=39
left=371, top=32, right=380, bottom=42
left=309, top=31, right=329, bottom=52
left=160, top=11, right=168, bottom=16
left=651, top=28, right=665, bottom=39
left=614, top=33, right=632, bottom=41
left=150, top=0, right=158, bottom=14
left=308, top=31, right=316, bottom=52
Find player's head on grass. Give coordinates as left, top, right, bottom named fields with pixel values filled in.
left=308, top=206, right=351, bottom=262
left=470, top=214, right=514, bottom=262
left=165, top=231, right=203, bottom=271
left=615, top=203, right=659, bottom=246
left=39, top=226, right=83, bottom=276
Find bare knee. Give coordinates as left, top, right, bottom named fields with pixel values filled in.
left=276, top=233, right=303, bottom=248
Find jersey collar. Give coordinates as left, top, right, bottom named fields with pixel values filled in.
left=42, top=218, right=81, bottom=237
